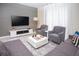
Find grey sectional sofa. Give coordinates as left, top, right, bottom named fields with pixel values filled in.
left=0, top=40, right=33, bottom=56
left=46, top=39, right=79, bottom=56
left=0, top=38, right=79, bottom=56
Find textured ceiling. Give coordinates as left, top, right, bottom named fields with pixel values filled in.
left=19, top=3, right=49, bottom=8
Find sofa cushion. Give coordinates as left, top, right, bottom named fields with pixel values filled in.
left=46, top=48, right=66, bottom=56
left=59, top=39, right=78, bottom=55
left=46, top=39, right=78, bottom=56
left=0, top=41, right=10, bottom=56
left=4, top=39, right=33, bottom=56
left=48, top=33, right=59, bottom=42
left=75, top=50, right=79, bottom=56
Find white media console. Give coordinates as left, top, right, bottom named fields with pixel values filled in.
left=9, top=29, right=33, bottom=37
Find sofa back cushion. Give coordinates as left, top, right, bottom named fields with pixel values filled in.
left=53, top=26, right=65, bottom=34
left=0, top=41, right=10, bottom=56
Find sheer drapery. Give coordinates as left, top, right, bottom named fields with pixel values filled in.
left=44, top=4, right=68, bottom=39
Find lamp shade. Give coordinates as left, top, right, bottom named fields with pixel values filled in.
left=33, top=17, right=38, bottom=21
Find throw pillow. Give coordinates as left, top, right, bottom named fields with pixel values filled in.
left=75, top=31, right=79, bottom=35
left=71, top=35, right=79, bottom=47
left=0, top=41, right=10, bottom=56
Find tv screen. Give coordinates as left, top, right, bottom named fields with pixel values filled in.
left=11, top=16, right=29, bottom=26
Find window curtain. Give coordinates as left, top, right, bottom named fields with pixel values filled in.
left=44, top=4, right=68, bottom=39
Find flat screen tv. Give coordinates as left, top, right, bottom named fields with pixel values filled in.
left=11, top=16, right=29, bottom=26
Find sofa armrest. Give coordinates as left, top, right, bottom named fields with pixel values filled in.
left=58, top=32, right=64, bottom=35
left=36, top=28, right=41, bottom=30
left=58, top=32, right=65, bottom=41
left=48, top=31, right=55, bottom=34
left=58, top=32, right=64, bottom=37
left=69, top=35, right=73, bottom=39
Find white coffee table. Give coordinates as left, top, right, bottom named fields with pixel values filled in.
left=28, top=35, right=48, bottom=48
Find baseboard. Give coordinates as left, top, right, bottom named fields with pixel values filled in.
left=0, top=35, right=10, bottom=39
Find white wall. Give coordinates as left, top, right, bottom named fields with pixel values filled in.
left=68, top=4, right=79, bottom=35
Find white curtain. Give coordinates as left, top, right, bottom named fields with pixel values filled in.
left=44, top=4, right=68, bottom=39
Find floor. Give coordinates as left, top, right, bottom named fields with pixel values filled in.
left=0, top=35, right=57, bottom=56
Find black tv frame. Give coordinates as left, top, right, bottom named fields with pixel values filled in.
left=11, top=16, right=29, bottom=27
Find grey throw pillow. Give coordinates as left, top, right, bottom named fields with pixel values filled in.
left=0, top=41, right=10, bottom=56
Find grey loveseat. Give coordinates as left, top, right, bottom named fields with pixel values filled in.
left=0, top=37, right=79, bottom=56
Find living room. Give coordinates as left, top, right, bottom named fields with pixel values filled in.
left=0, top=2, right=79, bottom=56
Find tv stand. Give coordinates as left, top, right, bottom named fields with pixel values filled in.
left=9, top=29, right=33, bottom=37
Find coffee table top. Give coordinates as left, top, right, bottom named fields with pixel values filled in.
left=32, top=34, right=44, bottom=40
left=29, top=34, right=48, bottom=43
